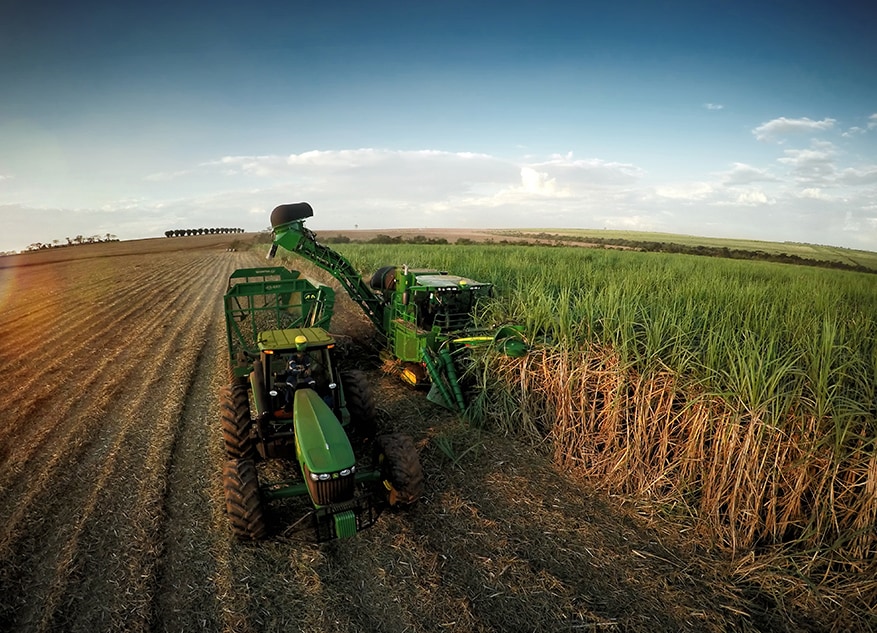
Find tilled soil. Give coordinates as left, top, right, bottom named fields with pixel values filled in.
left=0, top=240, right=799, bottom=632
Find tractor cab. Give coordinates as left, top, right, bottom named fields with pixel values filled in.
left=256, top=327, right=340, bottom=422
left=254, top=327, right=360, bottom=512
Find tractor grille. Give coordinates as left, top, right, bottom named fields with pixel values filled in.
left=307, top=474, right=355, bottom=506
left=313, top=494, right=380, bottom=542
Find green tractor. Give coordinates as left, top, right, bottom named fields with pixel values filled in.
left=221, top=266, right=423, bottom=540
left=267, top=202, right=527, bottom=413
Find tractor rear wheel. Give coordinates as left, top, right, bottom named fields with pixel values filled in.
left=374, top=433, right=424, bottom=506
left=220, top=383, right=255, bottom=460
left=223, top=458, right=267, bottom=540
left=231, top=351, right=250, bottom=386
left=341, top=370, right=377, bottom=442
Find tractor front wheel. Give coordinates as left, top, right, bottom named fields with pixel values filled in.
left=220, top=383, right=255, bottom=460
left=374, top=433, right=424, bottom=506
left=341, top=370, right=377, bottom=442
left=223, top=458, right=267, bottom=540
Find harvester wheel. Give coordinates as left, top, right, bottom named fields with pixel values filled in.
left=374, top=434, right=424, bottom=506
left=223, top=459, right=267, bottom=540
left=221, top=383, right=255, bottom=460
left=341, top=370, right=377, bottom=442
left=369, top=265, right=397, bottom=291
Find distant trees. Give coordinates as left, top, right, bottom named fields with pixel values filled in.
left=164, top=228, right=245, bottom=237
left=24, top=234, right=120, bottom=251
left=20, top=227, right=247, bottom=252
left=326, top=234, right=450, bottom=245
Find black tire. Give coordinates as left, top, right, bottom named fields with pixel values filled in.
left=369, top=265, right=397, bottom=290
left=231, top=352, right=250, bottom=387
left=223, top=459, right=267, bottom=540
left=374, top=434, right=424, bottom=506
left=341, top=370, right=377, bottom=441
left=220, top=383, right=255, bottom=460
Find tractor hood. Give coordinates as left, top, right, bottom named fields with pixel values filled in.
left=293, top=388, right=355, bottom=474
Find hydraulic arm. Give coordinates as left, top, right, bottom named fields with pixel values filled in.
left=268, top=203, right=387, bottom=335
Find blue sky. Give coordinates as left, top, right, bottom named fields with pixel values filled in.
left=1, top=0, right=876, bottom=252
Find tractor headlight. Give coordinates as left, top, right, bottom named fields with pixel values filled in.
left=310, top=466, right=355, bottom=480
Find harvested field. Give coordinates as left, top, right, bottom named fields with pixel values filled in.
left=0, top=236, right=860, bottom=632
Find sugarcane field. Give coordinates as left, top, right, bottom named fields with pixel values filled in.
left=1, top=227, right=875, bottom=632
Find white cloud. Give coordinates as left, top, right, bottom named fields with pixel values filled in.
left=529, top=155, right=644, bottom=187
left=842, top=113, right=877, bottom=137
left=719, top=162, right=777, bottom=186
left=602, top=214, right=657, bottom=231
left=839, top=166, right=877, bottom=185
left=144, top=169, right=193, bottom=182
left=654, top=182, right=713, bottom=200
left=704, top=103, right=724, bottom=110
left=799, top=187, right=829, bottom=200
left=735, top=189, right=774, bottom=205
left=777, top=142, right=837, bottom=185
left=519, top=167, right=564, bottom=196
left=204, top=154, right=290, bottom=178
left=753, top=116, right=836, bottom=142
left=192, top=150, right=646, bottom=225
left=4, top=143, right=877, bottom=253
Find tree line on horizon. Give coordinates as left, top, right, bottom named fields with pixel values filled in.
left=164, top=228, right=245, bottom=237
left=25, top=234, right=119, bottom=251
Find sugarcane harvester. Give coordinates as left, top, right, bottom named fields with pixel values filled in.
left=267, top=202, right=527, bottom=413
